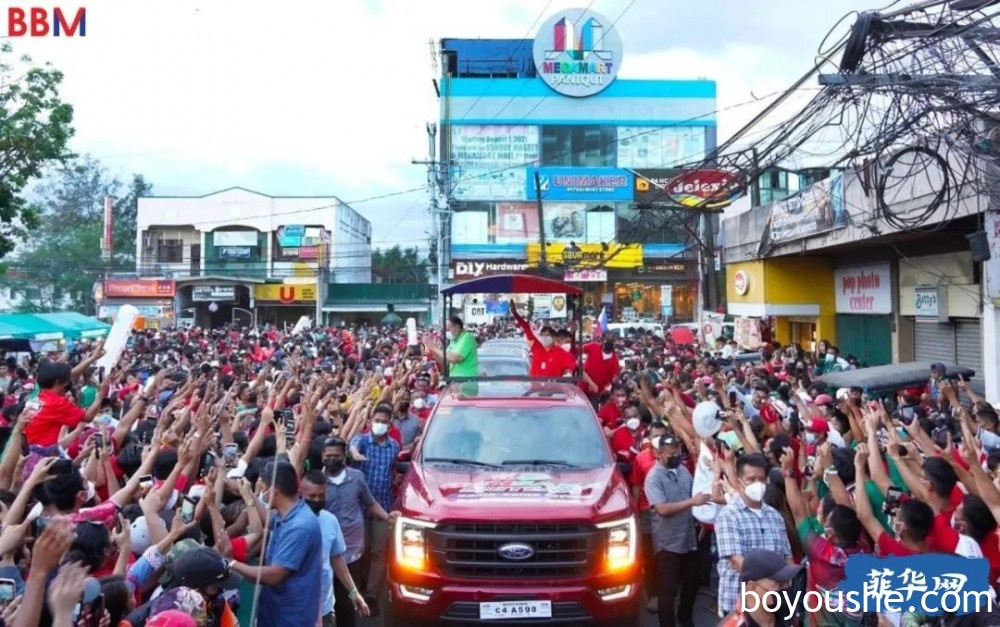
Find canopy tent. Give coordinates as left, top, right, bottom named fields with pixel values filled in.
left=441, top=274, right=584, bottom=295
left=38, top=313, right=111, bottom=340
left=0, top=312, right=110, bottom=343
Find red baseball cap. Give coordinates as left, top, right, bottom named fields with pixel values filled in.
left=805, top=418, right=830, bottom=433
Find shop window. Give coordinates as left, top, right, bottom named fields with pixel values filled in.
left=540, top=126, right=616, bottom=167
left=612, top=282, right=695, bottom=322
left=157, top=239, right=184, bottom=263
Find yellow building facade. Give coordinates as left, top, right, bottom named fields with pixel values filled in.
left=725, top=257, right=836, bottom=348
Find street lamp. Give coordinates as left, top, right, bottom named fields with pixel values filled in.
left=208, top=302, right=219, bottom=313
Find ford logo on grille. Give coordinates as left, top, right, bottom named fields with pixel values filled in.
left=497, top=542, right=535, bottom=561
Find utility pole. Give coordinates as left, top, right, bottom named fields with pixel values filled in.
left=413, top=123, right=446, bottom=325
left=751, top=149, right=762, bottom=208
left=534, top=172, right=549, bottom=274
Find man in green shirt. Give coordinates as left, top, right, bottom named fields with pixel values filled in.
left=428, top=316, right=478, bottom=378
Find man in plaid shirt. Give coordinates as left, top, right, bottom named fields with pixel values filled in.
left=349, top=403, right=401, bottom=611
left=715, top=454, right=793, bottom=616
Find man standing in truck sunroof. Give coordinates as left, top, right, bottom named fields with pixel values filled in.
left=510, top=300, right=600, bottom=390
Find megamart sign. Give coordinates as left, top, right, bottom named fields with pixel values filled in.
left=834, top=263, right=892, bottom=314
left=533, top=8, right=623, bottom=98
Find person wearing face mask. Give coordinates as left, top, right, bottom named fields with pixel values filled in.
left=228, top=461, right=323, bottom=627
left=715, top=454, right=792, bottom=617
left=425, top=316, right=478, bottom=378
left=320, top=437, right=396, bottom=625
left=644, top=432, right=711, bottom=627
left=300, top=470, right=370, bottom=626
left=611, top=405, right=645, bottom=461
left=509, top=300, right=579, bottom=378
left=580, top=332, right=621, bottom=409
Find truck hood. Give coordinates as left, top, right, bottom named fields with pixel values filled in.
left=398, top=464, right=631, bottom=521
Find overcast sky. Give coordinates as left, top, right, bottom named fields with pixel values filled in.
left=6, top=0, right=885, bottom=248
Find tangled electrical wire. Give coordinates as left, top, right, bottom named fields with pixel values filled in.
left=610, top=0, right=1000, bottom=261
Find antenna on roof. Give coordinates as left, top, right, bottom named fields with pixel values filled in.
left=429, top=38, right=439, bottom=75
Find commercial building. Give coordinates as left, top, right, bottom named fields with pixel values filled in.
left=722, top=146, right=997, bottom=396
left=437, top=8, right=717, bottom=324
left=110, top=187, right=372, bottom=327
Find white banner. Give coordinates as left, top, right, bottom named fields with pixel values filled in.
left=464, top=302, right=490, bottom=325
left=617, top=127, right=706, bottom=169
left=213, top=230, right=258, bottom=247
left=987, top=210, right=1000, bottom=299
left=834, top=263, right=892, bottom=314
left=660, top=285, right=674, bottom=317
left=700, top=311, right=724, bottom=344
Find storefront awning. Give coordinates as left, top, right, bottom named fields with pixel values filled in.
left=727, top=303, right=821, bottom=317
left=323, top=304, right=429, bottom=313
left=0, top=312, right=110, bottom=341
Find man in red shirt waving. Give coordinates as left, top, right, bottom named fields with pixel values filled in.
left=580, top=332, right=620, bottom=407
left=510, top=301, right=596, bottom=385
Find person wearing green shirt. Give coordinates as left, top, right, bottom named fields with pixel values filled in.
left=428, top=316, right=478, bottom=378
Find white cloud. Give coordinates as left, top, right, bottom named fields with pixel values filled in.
left=5, top=0, right=872, bottom=247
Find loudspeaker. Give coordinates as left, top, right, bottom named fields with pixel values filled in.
left=387, top=303, right=395, bottom=313
left=967, top=230, right=992, bottom=263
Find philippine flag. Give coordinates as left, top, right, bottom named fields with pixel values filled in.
left=595, top=306, right=608, bottom=337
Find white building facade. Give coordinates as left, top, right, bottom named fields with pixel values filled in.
left=116, top=187, right=371, bottom=328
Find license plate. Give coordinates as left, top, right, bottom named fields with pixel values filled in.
left=479, top=600, right=552, bottom=620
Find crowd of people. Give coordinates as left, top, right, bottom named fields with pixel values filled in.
left=0, top=317, right=995, bottom=627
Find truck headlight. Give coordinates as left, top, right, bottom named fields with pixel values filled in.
left=597, top=516, right=637, bottom=573
left=394, top=516, right=436, bottom=571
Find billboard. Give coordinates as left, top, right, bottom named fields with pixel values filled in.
left=495, top=202, right=616, bottom=244
left=254, top=284, right=316, bottom=303
left=451, top=260, right=530, bottom=280
left=617, top=127, right=706, bottom=169
left=769, top=172, right=846, bottom=243
left=104, top=279, right=175, bottom=299
left=526, top=243, right=642, bottom=268
left=526, top=167, right=634, bottom=202
left=451, top=125, right=538, bottom=201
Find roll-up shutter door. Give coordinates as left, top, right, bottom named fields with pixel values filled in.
left=913, top=321, right=956, bottom=365
left=955, top=319, right=984, bottom=393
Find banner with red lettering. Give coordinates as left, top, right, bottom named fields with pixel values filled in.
left=834, top=263, right=892, bottom=314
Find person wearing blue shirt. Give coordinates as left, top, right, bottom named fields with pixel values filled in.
left=230, top=461, right=323, bottom=627
left=302, top=469, right=371, bottom=627
left=348, top=404, right=401, bottom=609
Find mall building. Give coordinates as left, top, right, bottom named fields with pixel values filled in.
left=437, top=8, right=718, bottom=325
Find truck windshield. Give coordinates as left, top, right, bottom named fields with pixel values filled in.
left=420, top=406, right=611, bottom=469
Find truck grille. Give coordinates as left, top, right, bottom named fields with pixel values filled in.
left=428, top=522, right=600, bottom=579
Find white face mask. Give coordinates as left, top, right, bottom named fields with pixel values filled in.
left=825, top=354, right=835, bottom=363
left=446, top=331, right=455, bottom=341
left=371, top=423, right=389, bottom=437
left=602, top=351, right=613, bottom=359
left=412, top=398, right=426, bottom=410
left=626, top=418, right=641, bottom=431
left=980, top=428, right=1000, bottom=452
left=540, top=336, right=553, bottom=347
left=743, top=480, right=767, bottom=503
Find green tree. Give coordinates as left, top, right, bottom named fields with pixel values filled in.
left=0, top=42, right=75, bottom=258
left=112, top=174, right=152, bottom=271
left=5, top=156, right=138, bottom=311
left=371, top=245, right=428, bottom=284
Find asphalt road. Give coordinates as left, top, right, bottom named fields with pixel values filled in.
left=357, top=587, right=720, bottom=627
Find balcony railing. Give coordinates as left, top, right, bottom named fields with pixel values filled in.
left=137, top=260, right=270, bottom=280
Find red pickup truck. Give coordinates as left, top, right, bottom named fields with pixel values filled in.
left=385, top=379, right=642, bottom=626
